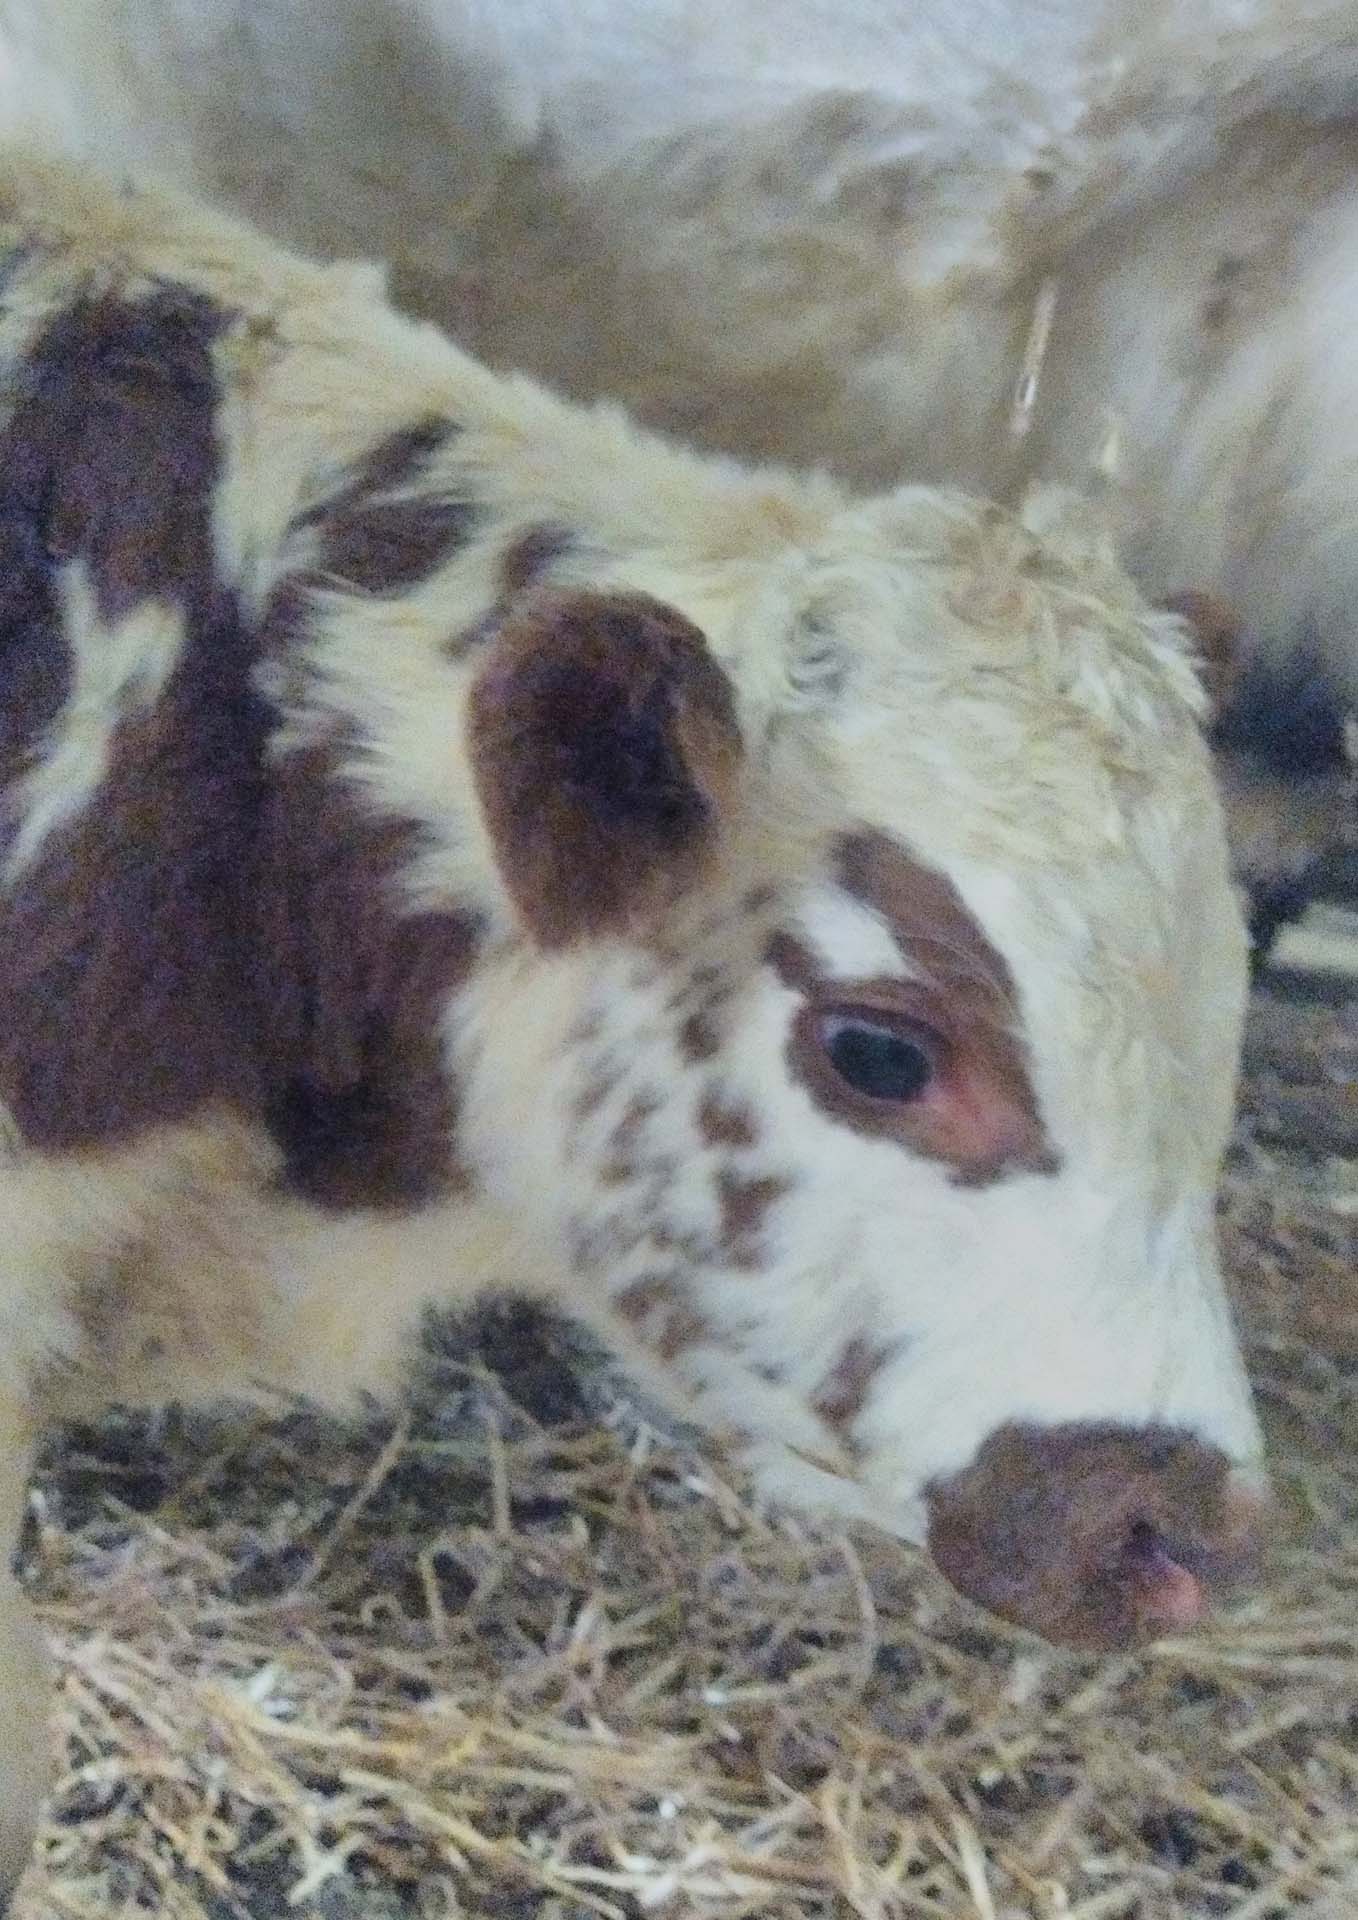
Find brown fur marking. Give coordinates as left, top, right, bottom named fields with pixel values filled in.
left=445, top=522, right=575, bottom=659
left=296, top=418, right=471, bottom=595
left=251, top=737, right=483, bottom=1210
left=698, top=1089, right=758, bottom=1149
left=1163, top=589, right=1242, bottom=717
left=608, top=1093, right=662, bottom=1161
left=614, top=1274, right=709, bottom=1359
left=812, top=1335, right=898, bottom=1437
left=500, top=523, right=573, bottom=598
left=679, top=1008, right=723, bottom=1063
left=467, top=589, right=743, bottom=948
left=573, top=1064, right=625, bottom=1126
left=717, top=1170, right=790, bottom=1267
left=0, top=289, right=264, bottom=1150
left=0, top=296, right=481, bottom=1206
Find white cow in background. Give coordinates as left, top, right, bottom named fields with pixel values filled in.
left=2, top=0, right=1357, bottom=949
left=6, top=0, right=1350, bottom=948
left=5, top=0, right=1352, bottom=948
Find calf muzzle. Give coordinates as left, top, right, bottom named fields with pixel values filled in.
left=926, top=1421, right=1268, bottom=1648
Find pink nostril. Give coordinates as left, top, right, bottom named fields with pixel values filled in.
left=1122, top=1522, right=1209, bottom=1633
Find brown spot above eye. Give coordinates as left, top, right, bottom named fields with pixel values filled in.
left=717, top=1170, right=790, bottom=1267
left=466, top=589, right=742, bottom=950
left=763, top=930, right=818, bottom=995
left=774, top=830, right=1058, bottom=1188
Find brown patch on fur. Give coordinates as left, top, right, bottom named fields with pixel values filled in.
left=0, top=289, right=267, bottom=1150
left=698, top=1089, right=758, bottom=1149
left=445, top=522, right=575, bottom=659
left=0, top=289, right=226, bottom=787
left=608, top=1093, right=662, bottom=1161
left=252, top=737, right=483, bottom=1210
left=467, top=590, right=742, bottom=948
left=649, top=1222, right=715, bottom=1265
left=573, top=1064, right=625, bottom=1126
left=25, top=289, right=236, bottom=623
left=769, top=833, right=1057, bottom=1186
left=679, top=1008, right=723, bottom=1063
left=1163, top=590, right=1242, bottom=717
left=296, top=418, right=470, bottom=595
left=764, top=930, right=818, bottom=996
left=614, top=1275, right=709, bottom=1359
left=717, top=1171, right=790, bottom=1267
left=811, top=1335, right=898, bottom=1438
left=926, top=1421, right=1265, bottom=1650
left=500, top=523, right=573, bottom=598
left=0, top=293, right=480, bottom=1204
left=0, top=291, right=228, bottom=855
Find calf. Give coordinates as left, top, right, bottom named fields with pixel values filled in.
left=0, top=149, right=1265, bottom=1899
left=9, top=0, right=1352, bottom=945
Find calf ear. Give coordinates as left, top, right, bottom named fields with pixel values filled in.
left=467, top=588, right=743, bottom=947
left=1162, top=591, right=1242, bottom=723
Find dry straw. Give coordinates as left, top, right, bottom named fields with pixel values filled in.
left=12, top=983, right=1358, bottom=1919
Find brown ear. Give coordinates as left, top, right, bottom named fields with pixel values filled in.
left=467, top=588, right=743, bottom=947
left=1162, top=590, right=1242, bottom=722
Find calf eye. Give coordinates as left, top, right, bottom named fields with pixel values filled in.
left=818, top=1012, right=936, bottom=1103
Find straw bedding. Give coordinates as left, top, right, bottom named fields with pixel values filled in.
left=11, top=973, right=1358, bottom=1920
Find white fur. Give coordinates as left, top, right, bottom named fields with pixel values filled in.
left=794, top=886, right=913, bottom=982
left=3, top=569, right=187, bottom=880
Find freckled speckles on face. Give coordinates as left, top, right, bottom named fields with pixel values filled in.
left=717, top=1171, right=791, bottom=1268
left=678, top=1007, right=723, bottom=1064
left=697, top=1088, right=758, bottom=1149
left=614, top=1273, right=710, bottom=1359
left=559, top=936, right=798, bottom=1379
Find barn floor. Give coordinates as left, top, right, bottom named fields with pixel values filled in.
left=11, top=910, right=1358, bottom=1919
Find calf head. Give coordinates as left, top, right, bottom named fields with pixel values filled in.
left=461, top=489, right=1266, bottom=1649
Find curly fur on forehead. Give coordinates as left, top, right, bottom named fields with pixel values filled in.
left=749, top=482, right=1215, bottom=882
